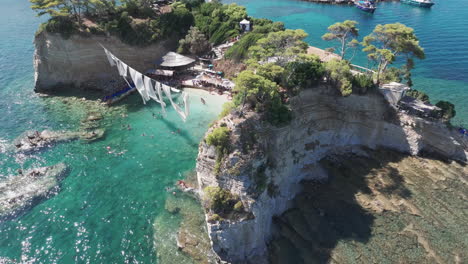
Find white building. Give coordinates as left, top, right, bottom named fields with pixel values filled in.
left=239, top=19, right=251, bottom=32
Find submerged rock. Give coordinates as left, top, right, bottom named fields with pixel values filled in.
left=0, top=163, right=69, bottom=220
left=12, top=129, right=104, bottom=153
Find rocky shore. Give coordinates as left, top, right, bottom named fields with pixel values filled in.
left=0, top=163, right=69, bottom=221
left=196, top=86, right=467, bottom=263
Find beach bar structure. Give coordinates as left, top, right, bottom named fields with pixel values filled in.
left=154, top=52, right=196, bottom=71
left=379, top=82, right=410, bottom=108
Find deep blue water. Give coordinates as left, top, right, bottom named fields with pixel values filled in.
left=225, top=0, right=468, bottom=126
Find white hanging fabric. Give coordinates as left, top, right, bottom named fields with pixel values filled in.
left=100, top=44, right=189, bottom=121
left=156, top=81, right=166, bottom=114
left=162, top=84, right=187, bottom=122
left=129, top=67, right=149, bottom=104
left=104, top=48, right=116, bottom=67
left=144, top=76, right=160, bottom=103
left=116, top=59, right=128, bottom=77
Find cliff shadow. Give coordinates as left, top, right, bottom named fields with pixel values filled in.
left=268, top=148, right=412, bottom=264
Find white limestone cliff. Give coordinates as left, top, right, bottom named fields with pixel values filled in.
left=33, top=32, right=176, bottom=92
left=196, top=87, right=467, bottom=263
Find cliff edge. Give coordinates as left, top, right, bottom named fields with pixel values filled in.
left=33, top=32, right=176, bottom=92
left=196, top=87, right=467, bottom=263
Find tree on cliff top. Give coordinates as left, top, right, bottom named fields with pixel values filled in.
left=322, top=20, right=359, bottom=60
left=248, top=29, right=309, bottom=66
left=178, top=26, right=211, bottom=56
left=362, top=23, right=425, bottom=85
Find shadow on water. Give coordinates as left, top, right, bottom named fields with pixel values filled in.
left=159, top=118, right=197, bottom=146
left=268, top=148, right=412, bottom=264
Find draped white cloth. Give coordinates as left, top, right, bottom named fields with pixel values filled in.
left=162, top=84, right=187, bottom=122
left=101, top=44, right=189, bottom=121
left=104, top=48, right=116, bottom=67
left=129, top=67, right=149, bottom=104
left=116, top=59, right=128, bottom=77
left=156, top=82, right=166, bottom=114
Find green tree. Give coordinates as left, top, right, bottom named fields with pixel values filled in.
left=178, top=26, right=211, bottom=55
left=325, top=59, right=353, bottom=96
left=435, top=101, right=456, bottom=120
left=283, top=54, right=324, bottom=92
left=255, top=63, right=285, bottom=84
left=362, top=23, right=425, bottom=85
left=322, top=20, right=359, bottom=60
left=233, top=70, right=280, bottom=109
left=248, top=29, right=308, bottom=66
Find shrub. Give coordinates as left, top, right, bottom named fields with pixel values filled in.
left=352, top=74, right=375, bottom=94
left=219, top=102, right=235, bottom=119
left=284, top=54, right=324, bottom=92
left=325, top=59, right=353, bottom=96
left=38, top=16, right=78, bottom=38
left=233, top=201, right=244, bottom=211
left=406, top=89, right=430, bottom=103
left=204, top=186, right=238, bottom=214
left=435, top=101, right=456, bottom=120
left=206, top=127, right=231, bottom=175
left=208, top=213, right=223, bottom=222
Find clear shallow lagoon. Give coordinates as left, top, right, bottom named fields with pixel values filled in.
left=0, top=1, right=222, bottom=263
left=225, top=0, right=468, bottom=126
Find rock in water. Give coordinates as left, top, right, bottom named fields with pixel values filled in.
left=0, top=163, right=68, bottom=221
left=12, top=129, right=105, bottom=153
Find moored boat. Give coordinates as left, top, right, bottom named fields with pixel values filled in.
left=355, top=0, right=376, bottom=13
left=401, top=0, right=435, bottom=8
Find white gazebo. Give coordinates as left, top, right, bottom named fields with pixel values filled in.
left=239, top=19, right=251, bottom=32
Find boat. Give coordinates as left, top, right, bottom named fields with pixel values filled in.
left=400, top=0, right=435, bottom=8
left=355, top=0, right=377, bottom=13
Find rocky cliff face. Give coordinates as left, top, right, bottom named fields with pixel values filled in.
left=196, top=87, right=467, bottom=263
left=34, top=32, right=176, bottom=92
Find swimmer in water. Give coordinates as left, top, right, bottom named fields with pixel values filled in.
left=127, top=125, right=131, bottom=130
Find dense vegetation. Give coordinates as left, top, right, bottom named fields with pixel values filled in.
left=31, top=0, right=248, bottom=46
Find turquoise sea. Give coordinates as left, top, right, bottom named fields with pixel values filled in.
left=226, top=0, right=468, bottom=126
left=0, top=0, right=221, bottom=263
left=0, top=0, right=467, bottom=263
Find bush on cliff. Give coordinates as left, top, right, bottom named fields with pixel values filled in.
left=204, top=186, right=240, bottom=215
left=324, top=59, right=353, bottom=96
left=406, top=89, right=430, bottom=103
left=352, top=74, right=375, bottom=94
left=206, top=127, right=231, bottom=175
left=435, top=101, right=456, bottom=121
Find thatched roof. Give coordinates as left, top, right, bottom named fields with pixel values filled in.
left=154, top=52, right=196, bottom=68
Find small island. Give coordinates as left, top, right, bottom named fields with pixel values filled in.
left=19, top=0, right=468, bottom=263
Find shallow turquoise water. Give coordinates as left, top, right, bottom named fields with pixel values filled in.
left=0, top=1, right=223, bottom=263
left=0, top=0, right=467, bottom=263
left=225, top=0, right=468, bottom=126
